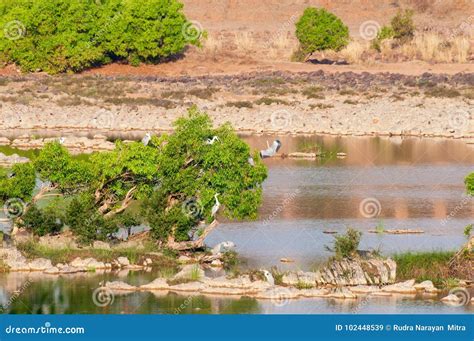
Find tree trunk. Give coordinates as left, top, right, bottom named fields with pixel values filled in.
left=166, top=219, right=219, bottom=251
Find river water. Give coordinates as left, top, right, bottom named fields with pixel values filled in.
left=1, top=135, right=473, bottom=314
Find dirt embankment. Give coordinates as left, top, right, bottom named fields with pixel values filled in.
left=0, top=70, right=472, bottom=140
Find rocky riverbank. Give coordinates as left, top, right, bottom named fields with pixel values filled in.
left=0, top=71, right=472, bottom=139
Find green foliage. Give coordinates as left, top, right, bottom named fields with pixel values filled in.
left=143, top=106, right=267, bottom=242
left=371, top=26, right=395, bottom=51
left=63, top=193, right=117, bottom=244
left=34, top=142, right=93, bottom=193
left=391, top=9, right=415, bottom=42
left=20, top=203, right=62, bottom=236
left=465, top=172, right=474, bottom=194
left=464, top=224, right=472, bottom=238
left=328, top=228, right=361, bottom=259
left=222, top=250, right=240, bottom=271
left=295, top=7, right=349, bottom=56
left=393, top=251, right=454, bottom=287
left=0, top=0, right=202, bottom=74
left=0, top=162, right=36, bottom=202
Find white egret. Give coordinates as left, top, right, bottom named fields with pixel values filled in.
left=205, top=136, right=220, bottom=145
left=261, top=269, right=275, bottom=286
left=260, top=139, right=281, bottom=159
left=211, top=193, right=220, bottom=217
left=141, top=133, right=152, bottom=146
left=58, top=137, right=66, bottom=145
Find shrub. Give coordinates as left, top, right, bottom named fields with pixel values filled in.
left=328, top=228, right=361, bottom=259
left=0, top=0, right=201, bottom=73
left=294, top=8, right=349, bottom=59
left=465, top=172, right=474, bottom=194
left=391, top=9, right=415, bottom=43
left=64, top=194, right=118, bottom=244
left=20, top=203, right=63, bottom=236
left=0, top=162, right=36, bottom=202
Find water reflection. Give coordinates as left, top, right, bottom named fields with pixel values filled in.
left=1, top=272, right=472, bottom=315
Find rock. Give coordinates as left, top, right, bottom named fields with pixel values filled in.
left=0, top=137, right=10, bottom=145
left=280, top=258, right=294, bottom=263
left=201, top=275, right=253, bottom=289
left=255, top=287, right=300, bottom=300
left=140, top=278, right=169, bottom=290
left=28, top=258, right=52, bottom=271
left=0, top=152, right=29, bottom=167
left=145, top=258, right=152, bottom=265
left=247, top=280, right=272, bottom=292
left=116, top=257, right=130, bottom=266
left=43, top=266, right=60, bottom=275
left=441, top=294, right=461, bottom=303
left=177, top=255, right=192, bottom=263
left=471, top=298, right=474, bottom=305
left=211, top=241, right=236, bottom=255
left=59, top=266, right=86, bottom=274
left=201, top=287, right=249, bottom=296
left=169, top=282, right=207, bottom=292
left=105, top=281, right=137, bottom=291
left=327, top=288, right=357, bottom=299
left=172, top=265, right=204, bottom=281
left=210, top=259, right=223, bottom=267
left=70, top=257, right=106, bottom=269
left=93, top=241, right=111, bottom=250
left=381, top=279, right=417, bottom=294
left=298, top=288, right=330, bottom=298
left=414, top=280, right=435, bottom=290
left=349, top=285, right=380, bottom=294
left=282, top=272, right=299, bottom=286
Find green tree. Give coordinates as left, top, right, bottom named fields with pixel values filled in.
left=0, top=162, right=36, bottom=202
left=143, top=107, right=267, bottom=249
left=294, top=7, right=349, bottom=61
left=0, top=0, right=202, bottom=73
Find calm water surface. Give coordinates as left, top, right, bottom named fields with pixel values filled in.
left=1, top=135, right=473, bottom=314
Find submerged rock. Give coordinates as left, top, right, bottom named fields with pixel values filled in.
left=140, top=278, right=169, bottom=291
left=105, top=281, right=137, bottom=291
left=381, top=279, right=417, bottom=294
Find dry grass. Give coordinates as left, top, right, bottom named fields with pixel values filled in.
left=401, top=34, right=471, bottom=63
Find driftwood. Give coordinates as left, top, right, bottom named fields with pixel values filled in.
left=368, top=229, right=424, bottom=234
left=166, top=219, right=219, bottom=251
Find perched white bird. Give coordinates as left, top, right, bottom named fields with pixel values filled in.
left=248, top=157, right=255, bottom=166
left=260, top=139, right=281, bottom=159
left=205, top=136, right=220, bottom=145
left=211, top=241, right=236, bottom=255
left=58, top=137, right=66, bottom=145
left=141, top=133, right=152, bottom=146
left=211, top=193, right=220, bottom=217
left=261, top=270, right=275, bottom=286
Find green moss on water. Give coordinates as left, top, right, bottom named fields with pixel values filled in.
left=393, top=251, right=455, bottom=287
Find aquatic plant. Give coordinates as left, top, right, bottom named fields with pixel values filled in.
left=326, top=228, right=362, bottom=259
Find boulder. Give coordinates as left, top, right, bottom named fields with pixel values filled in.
left=140, top=278, right=169, bottom=291
left=116, top=257, right=130, bottom=267
left=105, top=281, right=137, bottom=291
left=43, top=267, right=60, bottom=275
left=210, top=259, right=223, bottom=267
left=169, top=282, right=207, bottom=292
left=172, top=265, right=204, bottom=281
left=414, top=280, right=435, bottom=291
left=441, top=294, right=462, bottom=303
left=298, top=288, right=330, bottom=298
left=28, top=258, right=53, bottom=271
left=381, top=279, right=417, bottom=294
left=211, top=241, right=236, bottom=255
left=326, top=288, right=357, bottom=299
left=349, top=285, right=381, bottom=294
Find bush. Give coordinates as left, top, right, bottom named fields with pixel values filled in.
left=294, top=7, right=349, bottom=59
left=328, top=228, right=361, bottom=259
left=391, top=9, right=415, bottom=42
left=0, top=162, right=36, bottom=202
left=465, top=172, right=474, bottom=194
left=0, top=0, right=201, bottom=73
left=20, top=203, right=63, bottom=236
left=64, top=194, right=118, bottom=244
